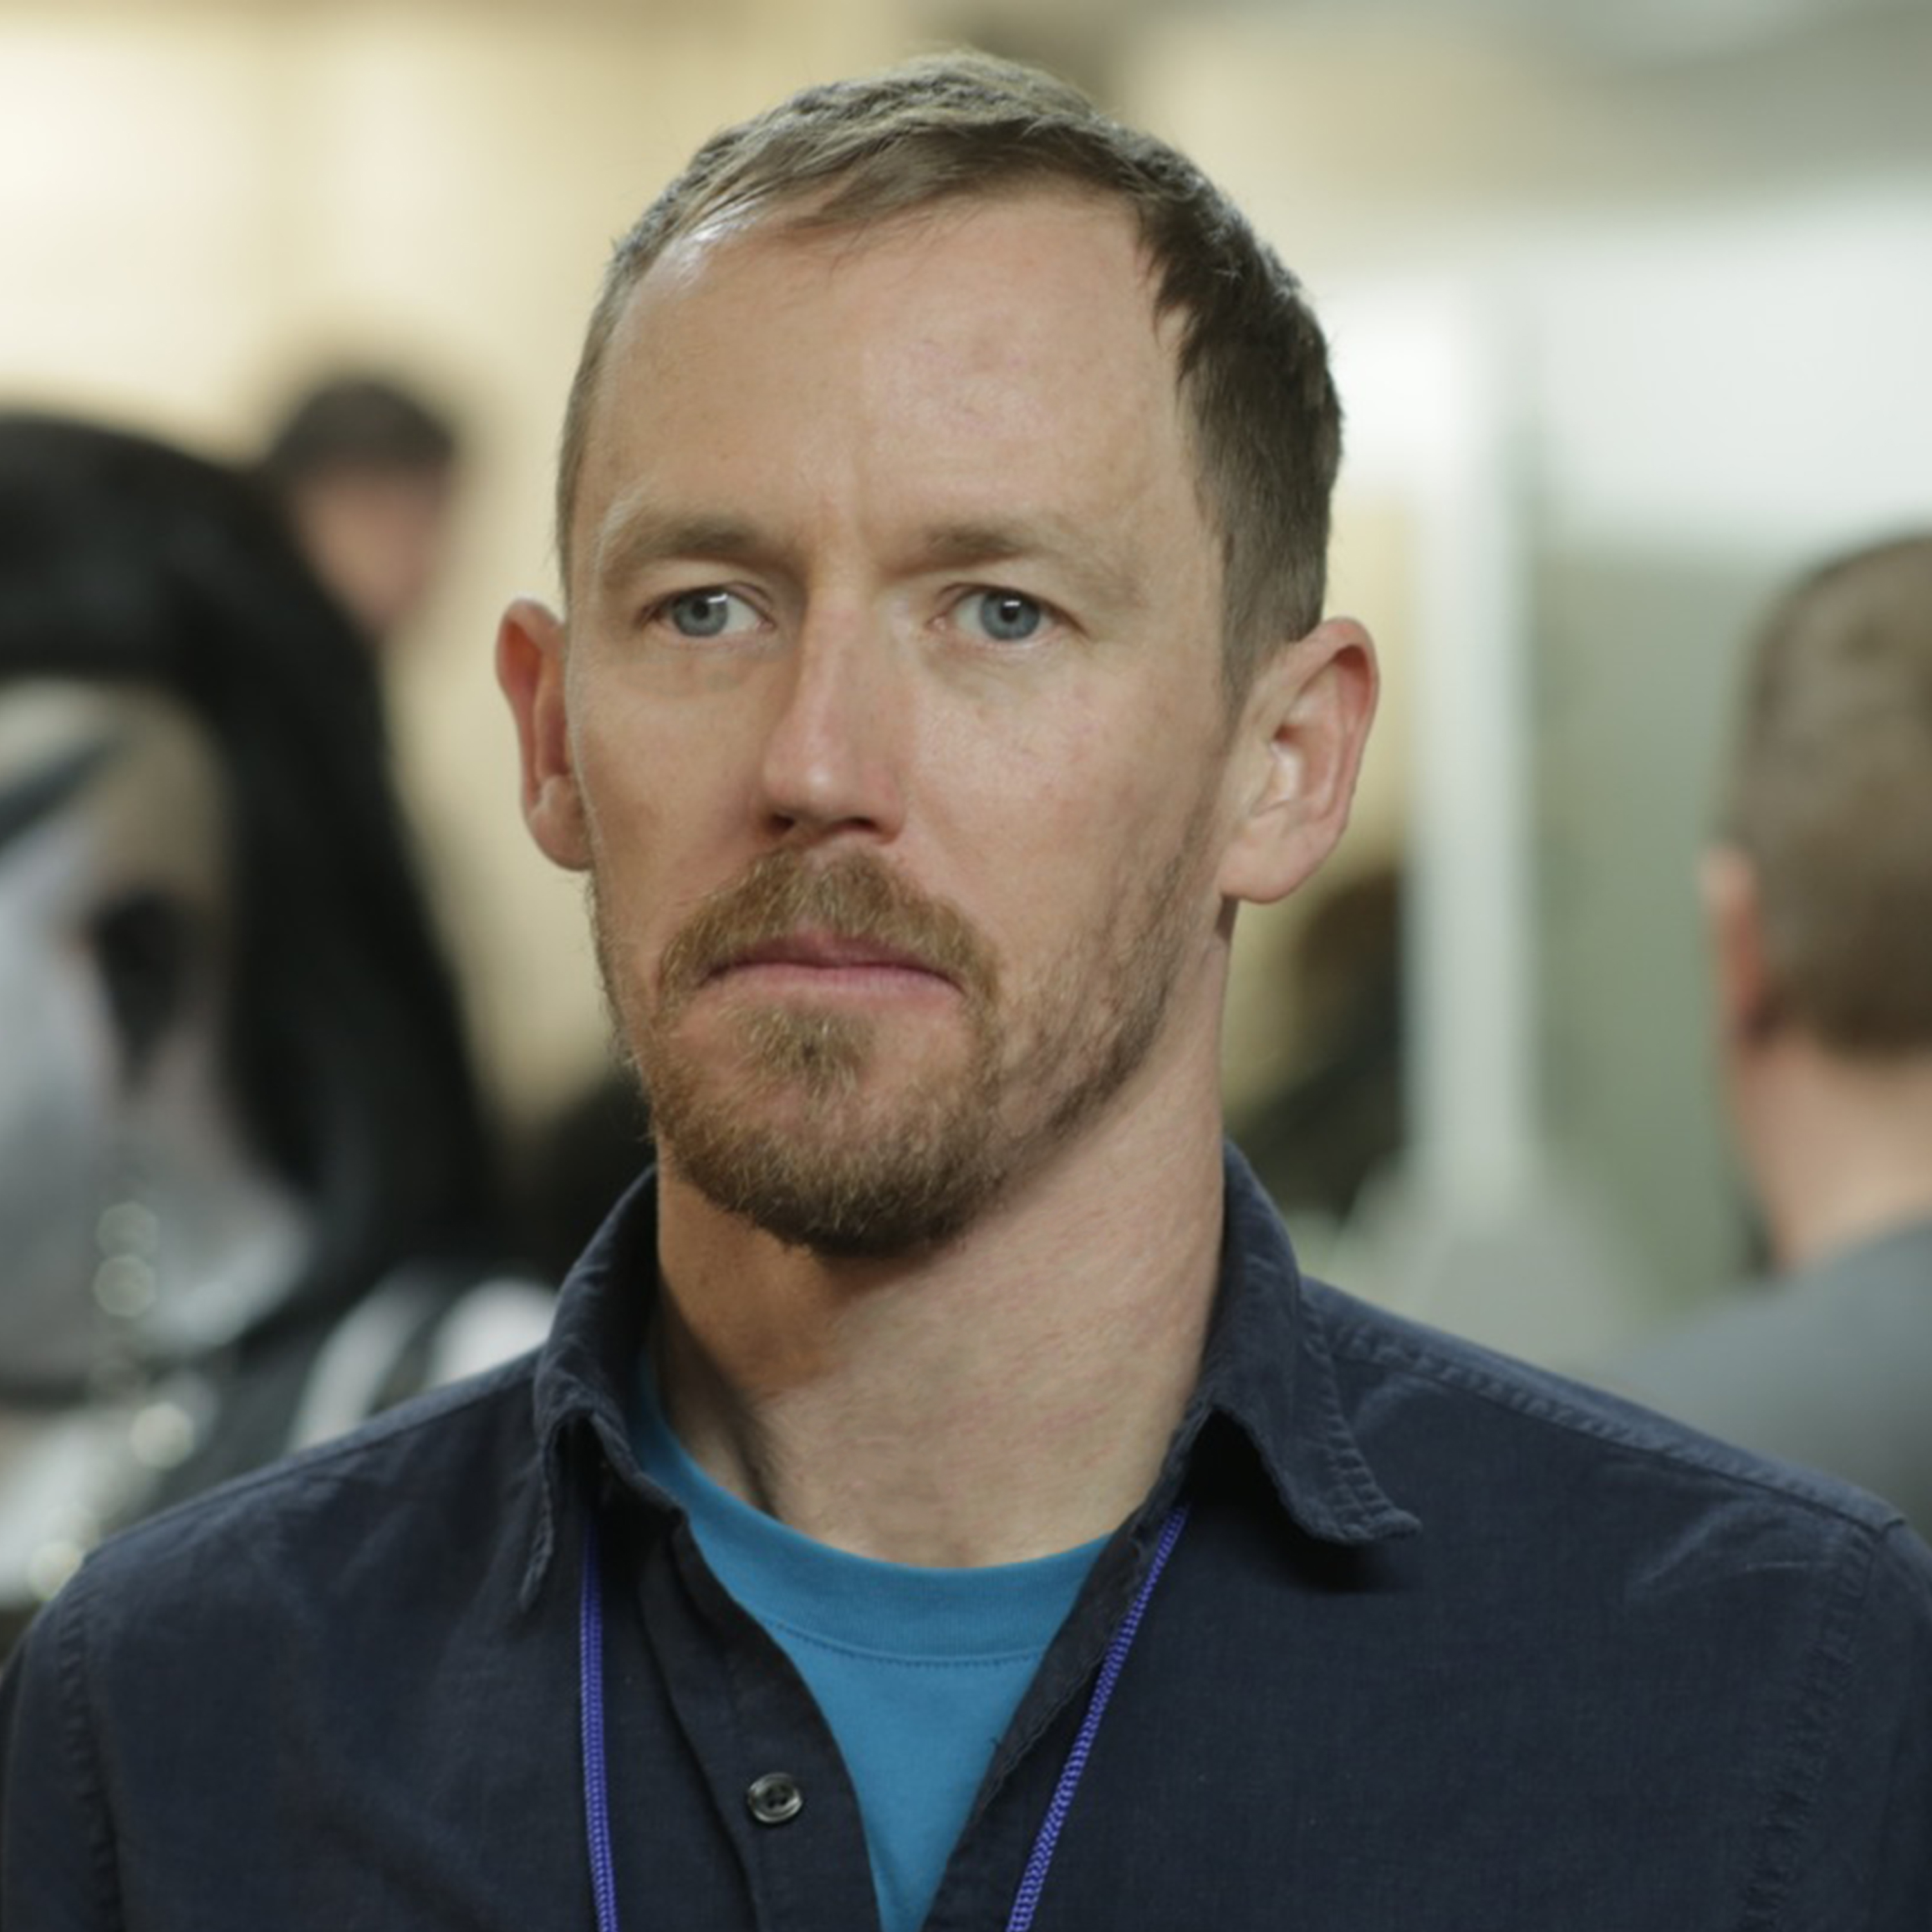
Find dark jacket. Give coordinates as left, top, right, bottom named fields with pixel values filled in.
left=5, top=1151, right=1931, bottom=1928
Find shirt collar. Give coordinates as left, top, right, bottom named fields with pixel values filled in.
left=522, top=1172, right=659, bottom=1607
left=1173, top=1144, right=1419, bottom=1548
left=521, top=1144, right=1416, bottom=1604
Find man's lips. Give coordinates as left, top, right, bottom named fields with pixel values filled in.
left=706, top=931, right=956, bottom=989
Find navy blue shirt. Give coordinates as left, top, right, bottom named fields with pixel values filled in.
left=5, top=1149, right=1931, bottom=1927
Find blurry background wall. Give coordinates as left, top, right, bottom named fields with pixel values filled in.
left=4, top=0, right=1927, bottom=1357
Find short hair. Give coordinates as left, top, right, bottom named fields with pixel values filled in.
left=1724, top=532, right=1932, bottom=1053
left=0, top=410, right=499, bottom=1312
left=261, top=373, right=458, bottom=488
left=556, top=52, right=1341, bottom=694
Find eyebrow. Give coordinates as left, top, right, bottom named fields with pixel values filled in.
left=587, top=500, right=771, bottom=601
left=0, top=735, right=122, bottom=857
left=589, top=497, right=1150, bottom=622
left=902, top=518, right=1150, bottom=620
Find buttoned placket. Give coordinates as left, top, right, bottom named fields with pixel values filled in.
left=579, top=1470, right=1197, bottom=1932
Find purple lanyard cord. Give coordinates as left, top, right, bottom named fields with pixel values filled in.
left=1002, top=1499, right=1189, bottom=1932
left=580, top=1509, right=623, bottom=1932
left=577, top=1498, right=1191, bottom=1932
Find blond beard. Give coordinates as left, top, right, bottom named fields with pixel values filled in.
left=594, top=798, right=1218, bottom=1256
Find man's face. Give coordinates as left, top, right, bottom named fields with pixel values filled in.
left=516, top=192, right=1260, bottom=1253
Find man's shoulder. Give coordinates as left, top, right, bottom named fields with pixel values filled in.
left=42, top=1350, right=544, bottom=1659
left=0, top=1348, right=581, bottom=1926
left=1596, top=1232, right=1932, bottom=1531
left=1247, top=1278, right=1932, bottom=1922
left=1305, top=1274, right=1917, bottom=1548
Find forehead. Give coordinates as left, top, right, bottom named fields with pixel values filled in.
left=571, top=190, right=1207, bottom=584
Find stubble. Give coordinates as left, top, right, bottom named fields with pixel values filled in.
left=595, top=802, right=1216, bottom=1256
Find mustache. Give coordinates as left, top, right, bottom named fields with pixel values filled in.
left=656, top=849, right=999, bottom=1010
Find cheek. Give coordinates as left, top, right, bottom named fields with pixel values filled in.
left=943, top=688, right=1198, bottom=896
left=572, top=688, right=710, bottom=856
left=1007, top=697, right=1211, bottom=860
left=571, top=706, right=764, bottom=983
left=954, top=766, right=1160, bottom=978
left=571, top=734, right=678, bottom=951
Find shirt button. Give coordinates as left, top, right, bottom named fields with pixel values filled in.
left=746, top=1772, right=804, bottom=1826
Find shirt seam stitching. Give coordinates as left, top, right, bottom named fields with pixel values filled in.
left=1320, top=1312, right=1902, bottom=1532
left=755, top=1616, right=1054, bottom=1670
left=55, top=1564, right=125, bottom=1924
left=1736, top=1513, right=1876, bottom=1929
left=92, top=1354, right=538, bottom=1573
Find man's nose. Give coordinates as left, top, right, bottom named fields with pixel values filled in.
left=754, top=605, right=908, bottom=843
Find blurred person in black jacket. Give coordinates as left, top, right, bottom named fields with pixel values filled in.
left=0, top=412, right=545, bottom=1654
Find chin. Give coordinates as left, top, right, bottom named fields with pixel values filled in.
left=660, top=1070, right=1009, bottom=1258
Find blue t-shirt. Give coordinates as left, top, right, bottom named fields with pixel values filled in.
left=633, top=1369, right=1103, bottom=1932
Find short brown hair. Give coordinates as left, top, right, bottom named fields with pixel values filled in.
left=555, top=52, right=1341, bottom=694
left=1725, top=533, right=1932, bottom=1052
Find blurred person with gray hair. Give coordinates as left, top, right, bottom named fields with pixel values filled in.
left=1615, top=534, right=1932, bottom=1530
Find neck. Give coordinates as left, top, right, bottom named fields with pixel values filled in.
left=1736, top=1034, right=1932, bottom=1273
left=651, top=1056, right=1227, bottom=1569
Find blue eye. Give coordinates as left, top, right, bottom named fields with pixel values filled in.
left=962, top=590, right=1046, bottom=643
left=663, top=589, right=757, bottom=638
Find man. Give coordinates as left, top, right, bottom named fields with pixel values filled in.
left=1614, top=535, right=1932, bottom=1533
left=4, top=56, right=1929, bottom=1930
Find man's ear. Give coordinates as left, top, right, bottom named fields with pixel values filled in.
left=497, top=596, right=591, bottom=872
left=1702, top=844, right=1778, bottom=1044
left=1217, top=616, right=1379, bottom=906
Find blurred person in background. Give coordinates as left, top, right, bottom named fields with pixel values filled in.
left=511, top=1061, right=653, bottom=1287
left=256, top=370, right=462, bottom=653
left=1236, top=862, right=1405, bottom=1235
left=4, top=61, right=1929, bottom=1931
left=0, top=412, right=547, bottom=1656
left=1612, top=534, right=1932, bottom=1531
